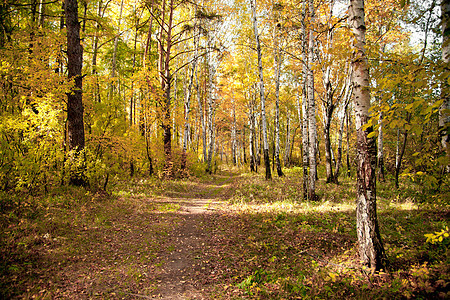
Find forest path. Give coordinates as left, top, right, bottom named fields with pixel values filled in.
left=149, top=171, right=235, bottom=299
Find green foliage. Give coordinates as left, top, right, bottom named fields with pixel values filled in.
left=425, top=226, right=450, bottom=245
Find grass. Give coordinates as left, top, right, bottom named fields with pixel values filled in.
left=0, top=185, right=177, bottom=299
left=201, top=167, right=449, bottom=299
left=0, top=165, right=448, bottom=299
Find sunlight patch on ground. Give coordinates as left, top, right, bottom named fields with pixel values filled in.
left=228, top=200, right=355, bottom=214
left=387, top=199, right=418, bottom=211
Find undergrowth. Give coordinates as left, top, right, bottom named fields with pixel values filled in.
left=0, top=165, right=448, bottom=299
left=206, top=167, right=449, bottom=299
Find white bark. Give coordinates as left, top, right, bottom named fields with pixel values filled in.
left=274, top=15, right=283, bottom=177
left=250, top=0, right=271, bottom=179
left=349, top=0, right=385, bottom=271
left=307, top=0, right=317, bottom=200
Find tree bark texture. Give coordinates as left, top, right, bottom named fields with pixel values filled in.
left=349, top=0, right=385, bottom=271
left=250, top=0, right=271, bottom=180
left=307, top=0, right=317, bottom=200
left=274, top=20, right=283, bottom=177
left=441, top=0, right=450, bottom=170
left=300, top=0, right=309, bottom=200
left=66, top=0, right=86, bottom=186
left=377, top=110, right=385, bottom=181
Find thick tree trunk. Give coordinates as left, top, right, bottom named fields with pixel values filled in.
left=349, top=0, right=385, bottom=271
left=65, top=0, right=86, bottom=186
left=250, top=0, right=271, bottom=180
left=158, top=0, right=174, bottom=178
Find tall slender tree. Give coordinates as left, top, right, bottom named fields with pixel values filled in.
left=441, top=0, right=450, bottom=171
left=250, top=0, right=271, bottom=180
left=349, top=0, right=386, bottom=271
left=273, top=6, right=283, bottom=177
left=307, top=0, right=317, bottom=200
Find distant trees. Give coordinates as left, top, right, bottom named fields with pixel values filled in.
left=0, top=0, right=447, bottom=204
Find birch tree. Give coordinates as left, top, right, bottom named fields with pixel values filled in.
left=300, top=0, right=309, bottom=199
left=273, top=5, right=283, bottom=177
left=307, top=0, right=317, bottom=200
left=349, top=0, right=386, bottom=271
left=250, top=0, right=271, bottom=180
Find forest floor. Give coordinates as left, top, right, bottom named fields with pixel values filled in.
left=1, top=167, right=449, bottom=299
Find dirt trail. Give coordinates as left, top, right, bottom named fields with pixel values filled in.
left=150, top=174, right=233, bottom=299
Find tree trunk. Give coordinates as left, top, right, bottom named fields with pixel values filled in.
left=158, top=0, right=174, bottom=178
left=65, top=0, right=86, bottom=186
left=394, top=125, right=408, bottom=189
left=274, top=21, right=283, bottom=177
left=249, top=103, right=256, bottom=172
left=349, top=0, right=385, bottom=271
left=300, top=0, right=309, bottom=200
left=250, top=0, right=271, bottom=180
left=206, top=34, right=216, bottom=174
left=323, top=102, right=335, bottom=183
left=307, top=0, right=317, bottom=200
left=182, top=17, right=199, bottom=171
left=377, top=111, right=385, bottom=181
left=441, top=0, right=450, bottom=172
left=346, top=108, right=351, bottom=177
left=232, top=101, right=237, bottom=165
left=110, top=0, right=124, bottom=97
left=335, top=95, right=350, bottom=181
left=284, top=111, right=291, bottom=167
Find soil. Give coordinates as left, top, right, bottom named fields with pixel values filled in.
left=143, top=174, right=234, bottom=299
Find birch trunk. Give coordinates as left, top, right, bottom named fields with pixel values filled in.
left=159, top=0, right=174, bottom=178
left=377, top=111, right=385, bottom=181
left=111, top=0, right=124, bottom=88
left=307, top=0, right=317, bottom=200
left=335, top=84, right=351, bottom=181
left=274, top=22, right=283, bottom=177
left=250, top=0, right=271, bottom=179
left=92, top=0, right=102, bottom=102
left=182, top=19, right=199, bottom=169
left=346, top=107, right=351, bottom=177
left=206, top=34, right=216, bottom=174
left=300, top=0, right=309, bottom=199
left=349, top=0, right=385, bottom=271
left=232, top=101, right=237, bottom=165
left=284, top=111, right=291, bottom=167
left=249, top=102, right=256, bottom=172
